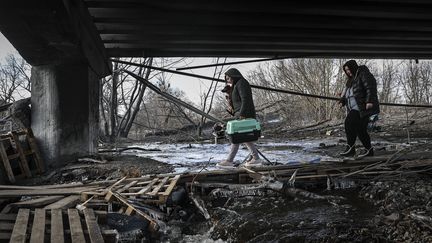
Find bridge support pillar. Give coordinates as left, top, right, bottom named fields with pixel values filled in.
left=31, top=60, right=100, bottom=168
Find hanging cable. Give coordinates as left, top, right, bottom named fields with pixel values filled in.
left=122, top=69, right=224, bottom=123
left=112, top=59, right=432, bottom=109
left=175, top=56, right=291, bottom=71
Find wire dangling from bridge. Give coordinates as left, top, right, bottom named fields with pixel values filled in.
left=112, top=59, right=432, bottom=109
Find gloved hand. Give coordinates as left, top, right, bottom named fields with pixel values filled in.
left=213, top=122, right=224, bottom=132
left=338, top=97, right=346, bottom=107
left=213, top=122, right=226, bottom=138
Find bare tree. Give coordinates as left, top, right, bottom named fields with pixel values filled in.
left=398, top=60, right=430, bottom=105
left=249, top=59, right=346, bottom=125
left=117, top=58, right=153, bottom=137
left=0, top=54, right=31, bottom=103
left=197, top=58, right=226, bottom=136
left=100, top=57, right=195, bottom=140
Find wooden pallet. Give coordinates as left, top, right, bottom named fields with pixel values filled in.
left=0, top=208, right=116, bottom=243
left=0, top=129, right=44, bottom=183
left=104, top=175, right=181, bottom=204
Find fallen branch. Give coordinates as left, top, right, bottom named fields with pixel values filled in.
left=77, top=158, right=107, bottom=164
left=98, top=146, right=162, bottom=153
left=409, top=212, right=432, bottom=231
left=189, top=193, right=211, bottom=220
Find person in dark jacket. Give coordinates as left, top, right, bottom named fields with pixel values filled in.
left=339, top=60, right=380, bottom=157
left=217, top=68, right=262, bottom=167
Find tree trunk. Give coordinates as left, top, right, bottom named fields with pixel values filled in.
left=119, top=58, right=153, bottom=138
left=110, top=60, right=119, bottom=141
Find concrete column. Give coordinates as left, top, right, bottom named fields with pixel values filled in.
left=31, top=61, right=99, bottom=168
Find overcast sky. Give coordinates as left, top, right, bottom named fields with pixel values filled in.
left=0, top=32, right=261, bottom=104
left=0, top=32, right=15, bottom=60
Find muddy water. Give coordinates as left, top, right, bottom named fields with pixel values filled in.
left=123, top=138, right=400, bottom=242
left=164, top=189, right=378, bottom=242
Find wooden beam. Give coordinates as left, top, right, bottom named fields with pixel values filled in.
left=25, top=128, right=44, bottom=174
left=0, top=140, right=15, bottom=183
left=83, top=209, right=104, bottom=243
left=29, top=209, right=46, bottom=243
left=50, top=209, right=64, bottom=243
left=10, top=132, right=32, bottom=178
left=68, top=209, right=85, bottom=243
left=10, top=208, right=30, bottom=243
left=148, top=177, right=169, bottom=196
left=11, top=196, right=64, bottom=208
left=0, top=187, right=101, bottom=197
left=44, top=195, right=81, bottom=210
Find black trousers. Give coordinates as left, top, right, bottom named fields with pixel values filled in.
left=344, top=110, right=371, bottom=149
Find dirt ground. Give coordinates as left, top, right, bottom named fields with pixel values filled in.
left=24, top=155, right=174, bottom=186
left=9, top=109, right=432, bottom=242
left=156, top=110, right=432, bottom=242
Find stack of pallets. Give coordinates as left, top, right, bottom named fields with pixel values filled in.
left=0, top=129, right=44, bottom=183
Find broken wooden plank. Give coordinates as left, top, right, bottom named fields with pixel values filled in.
left=1, top=204, right=12, bottom=213
left=11, top=196, right=64, bottom=208
left=125, top=206, right=134, bottom=216
left=83, top=208, right=104, bottom=243
left=0, top=187, right=101, bottom=197
left=122, top=178, right=159, bottom=196
left=148, top=177, right=169, bottom=196
left=29, top=208, right=46, bottom=243
left=109, top=191, right=159, bottom=232
left=60, top=229, right=118, bottom=243
left=190, top=194, right=210, bottom=220
left=104, top=191, right=115, bottom=202
left=8, top=150, right=36, bottom=160
left=68, top=209, right=85, bottom=243
left=76, top=195, right=95, bottom=211
left=10, top=131, right=32, bottom=178
left=0, top=139, right=15, bottom=183
left=25, top=128, right=44, bottom=174
left=0, top=183, right=85, bottom=190
left=44, top=195, right=80, bottom=210
left=117, top=180, right=138, bottom=193
left=151, top=175, right=181, bottom=204
left=86, top=175, right=152, bottom=186
left=107, top=177, right=127, bottom=191
left=161, top=175, right=181, bottom=197
left=51, top=209, right=64, bottom=243
left=10, top=208, right=30, bottom=243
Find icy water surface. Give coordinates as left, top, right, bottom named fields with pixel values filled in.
left=113, top=138, right=402, bottom=242
left=123, top=138, right=339, bottom=173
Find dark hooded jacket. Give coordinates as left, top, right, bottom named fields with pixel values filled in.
left=343, top=60, right=380, bottom=118
left=225, top=68, right=256, bottom=119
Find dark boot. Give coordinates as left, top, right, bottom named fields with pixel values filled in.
left=340, top=145, right=356, bottom=157
left=358, top=147, right=374, bottom=158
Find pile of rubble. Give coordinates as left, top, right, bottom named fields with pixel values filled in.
left=360, top=176, right=432, bottom=242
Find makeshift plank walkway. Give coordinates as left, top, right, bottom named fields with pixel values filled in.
left=0, top=208, right=116, bottom=243
left=178, top=152, right=432, bottom=184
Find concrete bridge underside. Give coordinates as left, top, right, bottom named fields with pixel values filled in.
left=1, top=0, right=432, bottom=167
